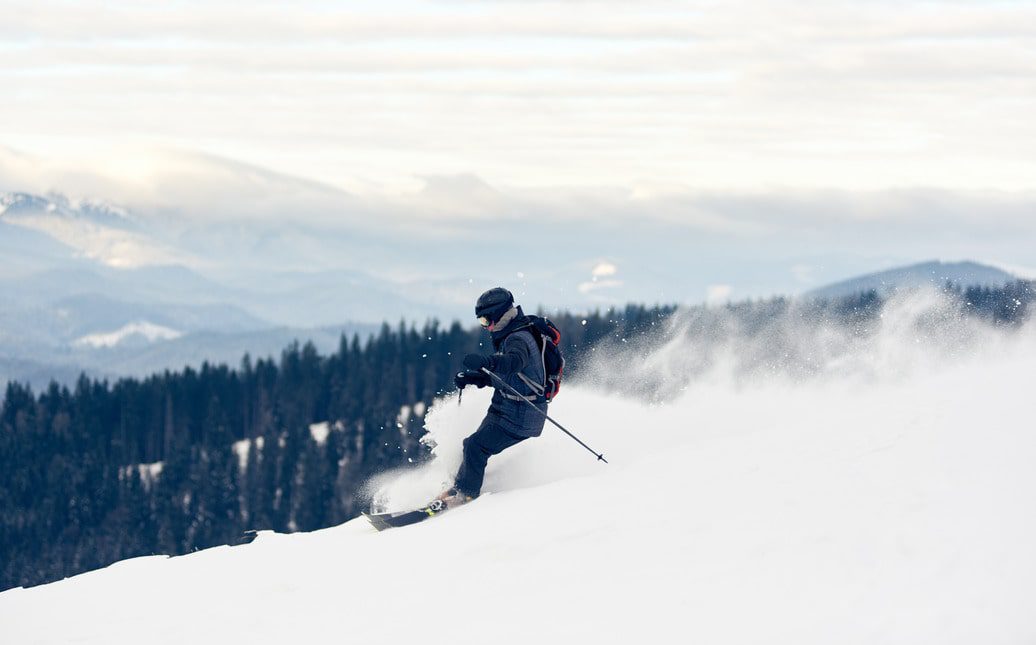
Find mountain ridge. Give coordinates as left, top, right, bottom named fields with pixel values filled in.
left=806, top=260, right=1017, bottom=300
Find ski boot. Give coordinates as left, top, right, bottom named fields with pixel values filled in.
left=429, top=487, right=473, bottom=513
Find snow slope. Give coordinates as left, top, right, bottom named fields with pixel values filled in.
left=2, top=295, right=1035, bottom=644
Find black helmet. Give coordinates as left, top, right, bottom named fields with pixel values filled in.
left=475, top=287, right=514, bottom=326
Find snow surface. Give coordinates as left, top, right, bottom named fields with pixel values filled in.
left=2, top=295, right=1036, bottom=644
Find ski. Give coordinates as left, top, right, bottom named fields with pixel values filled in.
left=362, top=499, right=448, bottom=531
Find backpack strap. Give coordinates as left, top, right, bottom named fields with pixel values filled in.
left=517, top=372, right=545, bottom=396
left=500, top=389, right=540, bottom=403
left=502, top=330, right=547, bottom=403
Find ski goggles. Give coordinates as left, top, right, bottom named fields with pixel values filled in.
left=477, top=315, right=492, bottom=328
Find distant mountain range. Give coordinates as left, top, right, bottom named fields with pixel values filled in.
left=1, top=190, right=1028, bottom=388
left=806, top=260, right=1018, bottom=300
left=0, top=191, right=440, bottom=325
left=0, top=191, right=408, bottom=387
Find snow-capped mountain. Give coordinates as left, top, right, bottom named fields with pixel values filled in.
left=2, top=300, right=1034, bottom=644
left=807, top=260, right=1017, bottom=300
left=0, top=191, right=188, bottom=269
left=0, top=190, right=459, bottom=323
left=0, top=191, right=134, bottom=228
left=0, top=190, right=435, bottom=385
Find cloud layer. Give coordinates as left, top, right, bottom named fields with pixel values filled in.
left=3, top=2, right=1034, bottom=308
left=3, top=146, right=1035, bottom=298
left=2, top=0, right=1035, bottom=192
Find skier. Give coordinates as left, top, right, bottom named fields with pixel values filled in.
left=437, top=287, right=550, bottom=507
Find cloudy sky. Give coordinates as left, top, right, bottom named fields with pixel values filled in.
left=2, top=0, right=1035, bottom=305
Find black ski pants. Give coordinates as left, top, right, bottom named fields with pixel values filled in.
left=454, top=416, right=527, bottom=497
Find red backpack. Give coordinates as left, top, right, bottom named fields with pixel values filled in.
left=525, top=315, right=565, bottom=401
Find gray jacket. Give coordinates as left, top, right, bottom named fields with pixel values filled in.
left=486, top=317, right=548, bottom=437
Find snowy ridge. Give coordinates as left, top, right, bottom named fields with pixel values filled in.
left=2, top=293, right=1035, bottom=644
left=0, top=191, right=187, bottom=268
left=0, top=192, right=133, bottom=227
left=807, top=260, right=1017, bottom=300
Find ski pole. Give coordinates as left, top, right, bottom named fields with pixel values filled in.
left=481, top=368, right=608, bottom=463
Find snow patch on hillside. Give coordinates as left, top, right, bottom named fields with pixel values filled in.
left=308, top=422, right=331, bottom=445
left=232, top=440, right=252, bottom=472
left=74, top=321, right=183, bottom=348
left=118, top=462, right=164, bottom=490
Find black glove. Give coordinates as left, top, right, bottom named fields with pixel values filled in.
left=463, top=353, right=493, bottom=371
left=454, top=370, right=490, bottom=390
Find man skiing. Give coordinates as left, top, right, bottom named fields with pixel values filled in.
left=364, top=288, right=599, bottom=530
left=437, top=287, right=550, bottom=507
